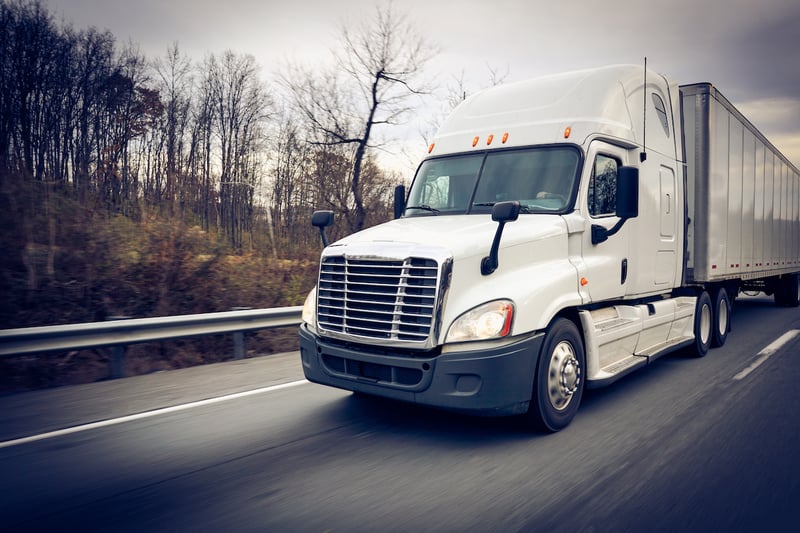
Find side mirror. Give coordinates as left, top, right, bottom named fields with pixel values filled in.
left=592, top=166, right=638, bottom=245
left=311, top=210, right=334, bottom=247
left=393, top=185, right=405, bottom=219
left=491, top=200, right=521, bottom=223
left=481, top=201, right=520, bottom=276
left=616, top=166, right=639, bottom=219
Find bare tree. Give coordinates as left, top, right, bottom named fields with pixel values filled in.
left=187, top=58, right=217, bottom=231
left=205, top=51, right=271, bottom=249
left=282, top=2, right=436, bottom=233
left=268, top=112, right=311, bottom=254
left=71, top=28, right=106, bottom=195
left=97, top=44, right=154, bottom=215
left=152, top=42, right=193, bottom=215
left=1, top=0, right=63, bottom=182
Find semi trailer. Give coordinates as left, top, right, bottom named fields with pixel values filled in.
left=299, top=64, right=800, bottom=431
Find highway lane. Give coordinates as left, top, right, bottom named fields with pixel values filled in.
left=1, top=294, right=798, bottom=531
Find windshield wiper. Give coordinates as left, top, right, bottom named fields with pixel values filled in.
left=405, top=204, right=440, bottom=214
left=474, top=201, right=532, bottom=213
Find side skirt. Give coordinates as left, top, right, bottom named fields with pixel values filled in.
left=579, top=296, right=697, bottom=389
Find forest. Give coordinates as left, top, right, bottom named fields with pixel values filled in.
left=0, top=0, right=480, bottom=389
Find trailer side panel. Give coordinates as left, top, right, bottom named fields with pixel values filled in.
left=681, top=83, right=800, bottom=283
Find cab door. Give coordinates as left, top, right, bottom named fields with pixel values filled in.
left=578, top=141, right=632, bottom=302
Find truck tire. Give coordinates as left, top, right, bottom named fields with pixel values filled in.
left=526, top=318, right=585, bottom=432
left=711, top=286, right=730, bottom=347
left=691, top=291, right=712, bottom=357
left=787, top=274, right=800, bottom=307
left=774, top=274, right=800, bottom=308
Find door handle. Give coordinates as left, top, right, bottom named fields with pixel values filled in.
left=621, top=258, right=628, bottom=284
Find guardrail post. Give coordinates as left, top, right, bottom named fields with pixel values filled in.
left=110, top=345, right=127, bottom=379
left=231, top=307, right=251, bottom=360
left=233, top=332, right=246, bottom=360
left=107, top=316, right=130, bottom=379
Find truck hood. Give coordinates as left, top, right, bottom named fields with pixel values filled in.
left=327, top=214, right=567, bottom=259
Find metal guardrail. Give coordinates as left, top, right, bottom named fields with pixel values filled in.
left=0, top=307, right=304, bottom=378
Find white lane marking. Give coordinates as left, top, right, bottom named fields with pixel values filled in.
left=734, top=330, right=800, bottom=381
left=0, top=379, right=310, bottom=450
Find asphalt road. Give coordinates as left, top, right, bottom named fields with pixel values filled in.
left=1, top=294, right=798, bottom=532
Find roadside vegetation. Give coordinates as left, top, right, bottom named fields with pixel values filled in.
left=0, top=0, right=507, bottom=391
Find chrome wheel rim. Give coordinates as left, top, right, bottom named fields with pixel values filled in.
left=700, top=303, right=712, bottom=345
left=547, top=340, right=581, bottom=411
left=717, top=299, right=728, bottom=336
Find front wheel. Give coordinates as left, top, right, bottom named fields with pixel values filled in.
left=526, top=318, right=585, bottom=432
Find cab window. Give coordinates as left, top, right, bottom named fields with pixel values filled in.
left=588, top=155, right=619, bottom=217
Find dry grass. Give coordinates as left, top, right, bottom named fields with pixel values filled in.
left=0, top=197, right=319, bottom=393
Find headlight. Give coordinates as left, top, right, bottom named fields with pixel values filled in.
left=301, top=287, right=317, bottom=327
left=445, top=300, right=514, bottom=343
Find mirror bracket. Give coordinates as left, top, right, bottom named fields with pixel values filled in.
left=311, top=210, right=334, bottom=247
left=481, top=201, right=520, bottom=276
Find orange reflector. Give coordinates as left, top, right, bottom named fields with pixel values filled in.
left=564, top=126, right=572, bottom=139
left=502, top=132, right=509, bottom=143
left=472, top=136, right=479, bottom=147
left=487, top=134, right=494, bottom=145
left=428, top=143, right=435, bottom=154
left=580, top=277, right=589, bottom=286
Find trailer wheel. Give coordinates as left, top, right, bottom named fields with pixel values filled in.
left=711, top=287, right=730, bottom=347
left=774, top=274, right=800, bottom=308
left=526, top=318, right=585, bottom=432
left=691, top=291, right=712, bottom=357
left=790, top=274, right=800, bottom=307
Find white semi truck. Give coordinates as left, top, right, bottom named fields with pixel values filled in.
left=299, top=65, right=800, bottom=431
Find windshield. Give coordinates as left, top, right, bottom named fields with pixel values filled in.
left=405, top=147, right=581, bottom=216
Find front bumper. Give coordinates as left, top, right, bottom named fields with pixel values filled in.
left=299, top=324, right=545, bottom=416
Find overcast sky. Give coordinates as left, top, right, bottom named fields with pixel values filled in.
left=48, top=0, right=800, bottom=170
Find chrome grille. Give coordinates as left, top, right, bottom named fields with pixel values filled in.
left=317, top=255, right=440, bottom=343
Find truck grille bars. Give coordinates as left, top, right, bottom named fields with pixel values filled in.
left=317, top=255, right=441, bottom=346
